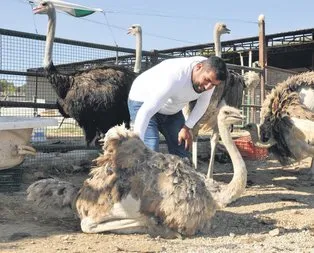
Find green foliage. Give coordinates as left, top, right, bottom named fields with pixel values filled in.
left=0, top=79, right=16, bottom=94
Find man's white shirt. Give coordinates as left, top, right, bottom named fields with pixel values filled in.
left=128, top=56, right=215, bottom=140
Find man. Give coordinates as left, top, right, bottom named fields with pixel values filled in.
left=128, top=55, right=227, bottom=158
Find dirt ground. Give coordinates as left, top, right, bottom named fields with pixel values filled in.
left=0, top=149, right=314, bottom=253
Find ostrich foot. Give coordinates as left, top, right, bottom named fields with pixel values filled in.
left=15, top=145, right=37, bottom=156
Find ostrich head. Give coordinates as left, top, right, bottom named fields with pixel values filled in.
left=242, top=123, right=258, bottom=135
left=243, top=71, right=260, bottom=90
left=242, top=122, right=277, bottom=148
left=213, top=23, right=230, bottom=57
left=32, top=1, right=54, bottom=15
left=127, top=24, right=142, bottom=36
left=214, top=23, right=230, bottom=36
left=217, top=105, right=244, bottom=126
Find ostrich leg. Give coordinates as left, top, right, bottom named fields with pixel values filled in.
left=206, top=130, right=219, bottom=179
left=80, top=195, right=149, bottom=234
left=192, top=139, right=198, bottom=169
left=80, top=216, right=148, bottom=234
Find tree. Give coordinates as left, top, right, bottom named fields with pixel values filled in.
left=0, top=79, right=16, bottom=95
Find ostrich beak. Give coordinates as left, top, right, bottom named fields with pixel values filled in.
left=32, top=6, right=41, bottom=14
left=231, top=114, right=245, bottom=124
left=235, top=114, right=245, bottom=121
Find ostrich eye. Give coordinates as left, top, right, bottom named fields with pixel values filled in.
left=224, top=111, right=230, bottom=115
left=42, top=2, right=47, bottom=6
left=132, top=26, right=136, bottom=28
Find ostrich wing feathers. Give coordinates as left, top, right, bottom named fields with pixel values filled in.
left=260, top=71, right=314, bottom=164
left=221, top=70, right=246, bottom=109
left=87, top=125, right=217, bottom=236
left=27, top=178, right=79, bottom=216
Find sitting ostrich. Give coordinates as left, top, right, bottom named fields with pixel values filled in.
left=27, top=105, right=247, bottom=238
left=33, top=1, right=142, bottom=146
left=186, top=23, right=259, bottom=178
left=243, top=71, right=314, bottom=176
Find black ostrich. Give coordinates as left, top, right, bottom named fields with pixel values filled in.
left=33, top=1, right=142, bottom=146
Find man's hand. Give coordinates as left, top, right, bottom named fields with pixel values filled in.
left=178, top=125, right=193, bottom=150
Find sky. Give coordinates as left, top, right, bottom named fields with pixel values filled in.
left=1, top=0, right=314, bottom=51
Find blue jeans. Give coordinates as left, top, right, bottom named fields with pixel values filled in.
left=128, top=99, right=190, bottom=158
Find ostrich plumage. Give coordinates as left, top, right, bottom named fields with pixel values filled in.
left=33, top=2, right=142, bottom=146
left=243, top=71, right=314, bottom=175
left=27, top=105, right=247, bottom=238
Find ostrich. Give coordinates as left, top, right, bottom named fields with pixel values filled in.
left=187, top=22, right=259, bottom=179
left=33, top=1, right=142, bottom=146
left=127, top=24, right=142, bottom=74
left=27, top=105, right=247, bottom=238
left=212, top=23, right=230, bottom=58
left=243, top=71, right=314, bottom=176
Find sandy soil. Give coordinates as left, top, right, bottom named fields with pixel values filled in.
left=0, top=150, right=314, bottom=253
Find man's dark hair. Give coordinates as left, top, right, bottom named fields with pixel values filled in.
left=202, top=56, right=227, bottom=81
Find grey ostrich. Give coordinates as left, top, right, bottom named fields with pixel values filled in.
left=27, top=105, right=247, bottom=238
left=243, top=71, right=314, bottom=176
left=33, top=1, right=142, bottom=146
left=188, top=22, right=259, bottom=179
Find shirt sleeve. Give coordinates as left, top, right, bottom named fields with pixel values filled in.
left=184, top=87, right=215, bottom=129
left=134, top=79, right=177, bottom=140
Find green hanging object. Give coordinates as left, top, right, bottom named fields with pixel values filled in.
left=29, top=0, right=103, bottom=17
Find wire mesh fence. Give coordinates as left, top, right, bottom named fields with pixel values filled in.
left=240, top=65, right=298, bottom=125
left=0, top=28, right=167, bottom=160
left=0, top=28, right=299, bottom=164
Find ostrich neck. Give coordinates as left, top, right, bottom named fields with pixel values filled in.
left=44, top=8, right=56, bottom=69
left=214, top=31, right=222, bottom=57
left=249, top=126, right=276, bottom=148
left=214, top=120, right=247, bottom=207
left=134, top=33, right=142, bottom=74
left=249, top=126, right=262, bottom=144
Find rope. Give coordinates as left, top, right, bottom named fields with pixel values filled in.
left=27, top=0, right=39, bottom=34
left=101, top=11, right=119, bottom=64
left=101, top=11, right=118, bottom=48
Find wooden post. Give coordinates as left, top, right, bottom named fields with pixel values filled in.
left=258, top=14, right=267, bottom=103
